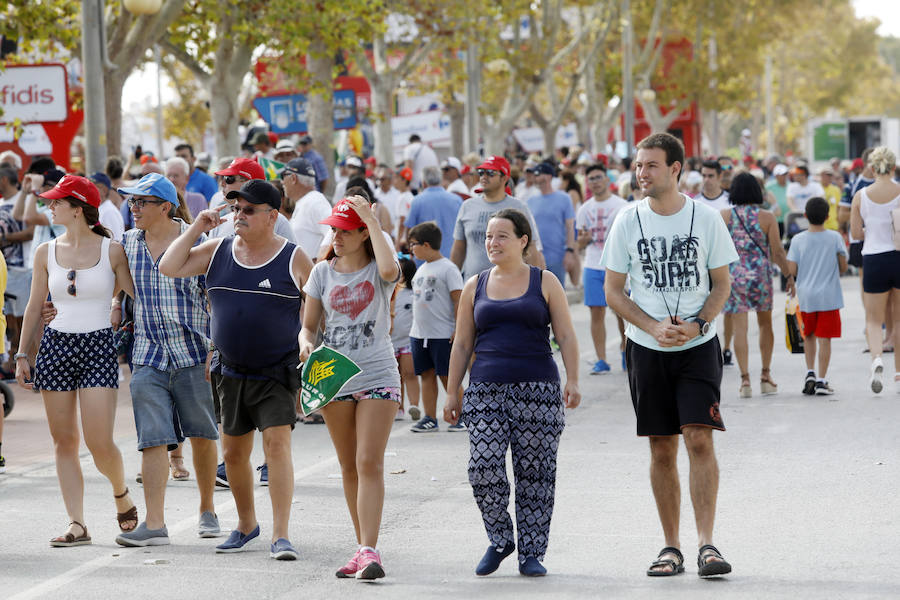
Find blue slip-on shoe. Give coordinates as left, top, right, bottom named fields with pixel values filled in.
left=215, top=524, right=260, bottom=553
left=257, top=464, right=268, bottom=486
left=270, top=538, right=299, bottom=561
left=115, top=522, right=170, bottom=547
left=590, top=359, right=611, bottom=375
left=198, top=511, right=221, bottom=538
left=215, top=462, right=229, bottom=488
left=447, top=422, right=467, bottom=432
left=519, top=556, right=547, bottom=577
left=475, top=544, right=515, bottom=576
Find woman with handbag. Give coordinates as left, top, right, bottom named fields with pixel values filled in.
left=850, top=146, right=900, bottom=394
left=720, top=172, right=793, bottom=397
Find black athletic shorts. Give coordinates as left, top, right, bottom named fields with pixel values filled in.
left=216, top=374, right=297, bottom=436
left=625, top=336, right=725, bottom=436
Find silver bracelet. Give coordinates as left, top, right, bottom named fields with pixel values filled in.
left=14, top=352, right=28, bottom=360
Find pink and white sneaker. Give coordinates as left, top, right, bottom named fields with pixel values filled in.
left=336, top=548, right=361, bottom=578
left=355, top=547, right=385, bottom=580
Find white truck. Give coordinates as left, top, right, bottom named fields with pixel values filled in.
left=807, top=116, right=900, bottom=168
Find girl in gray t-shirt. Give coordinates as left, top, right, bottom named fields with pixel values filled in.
left=299, top=195, right=401, bottom=581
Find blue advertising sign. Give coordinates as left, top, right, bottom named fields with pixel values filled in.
left=252, top=89, right=356, bottom=134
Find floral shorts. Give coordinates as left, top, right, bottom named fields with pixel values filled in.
left=333, top=386, right=401, bottom=404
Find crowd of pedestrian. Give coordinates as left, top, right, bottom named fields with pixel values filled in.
left=0, top=124, right=897, bottom=583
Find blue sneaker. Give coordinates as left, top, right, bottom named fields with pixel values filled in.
left=519, top=556, right=547, bottom=576
left=590, top=359, right=611, bottom=375
left=476, top=544, right=515, bottom=576
left=410, top=416, right=439, bottom=433
left=621, top=350, right=627, bottom=371
left=257, top=463, right=268, bottom=486
left=270, top=538, right=299, bottom=561
left=215, top=462, right=229, bottom=488
left=215, top=524, right=260, bottom=553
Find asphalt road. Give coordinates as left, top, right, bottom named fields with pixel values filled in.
left=1, top=275, right=898, bottom=599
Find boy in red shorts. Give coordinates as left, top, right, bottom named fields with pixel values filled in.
left=786, top=197, right=849, bottom=395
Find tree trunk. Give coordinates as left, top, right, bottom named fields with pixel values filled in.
left=307, top=41, right=335, bottom=197
left=104, top=68, right=128, bottom=158
left=371, top=78, right=394, bottom=165
left=207, top=84, right=240, bottom=159
left=448, top=101, right=465, bottom=159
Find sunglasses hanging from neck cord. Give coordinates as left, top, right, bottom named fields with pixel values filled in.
left=634, top=198, right=696, bottom=324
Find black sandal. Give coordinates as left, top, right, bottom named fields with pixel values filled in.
left=646, top=546, right=684, bottom=576
left=697, top=544, right=732, bottom=577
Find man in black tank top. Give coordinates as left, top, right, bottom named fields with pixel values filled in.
left=159, top=180, right=314, bottom=559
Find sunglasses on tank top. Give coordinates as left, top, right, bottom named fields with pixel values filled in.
left=67, top=269, right=76, bottom=297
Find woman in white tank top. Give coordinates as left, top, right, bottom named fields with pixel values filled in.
left=850, top=146, right=900, bottom=394
left=14, top=175, right=138, bottom=546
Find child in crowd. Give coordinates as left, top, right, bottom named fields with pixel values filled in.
left=406, top=222, right=464, bottom=433
left=392, top=255, right=420, bottom=421
left=786, top=197, right=848, bottom=395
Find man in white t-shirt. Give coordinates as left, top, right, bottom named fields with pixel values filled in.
left=441, top=157, right=470, bottom=200
left=515, top=164, right=540, bottom=203
left=403, top=134, right=439, bottom=192
left=393, top=167, right=414, bottom=248
left=576, top=164, right=628, bottom=374
left=699, top=160, right=730, bottom=211
left=600, top=133, right=737, bottom=578
left=332, top=155, right=366, bottom=206
left=284, top=158, right=332, bottom=259
left=786, top=165, right=825, bottom=214
left=89, top=172, right=126, bottom=242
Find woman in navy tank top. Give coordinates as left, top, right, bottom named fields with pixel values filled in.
left=444, top=208, right=581, bottom=577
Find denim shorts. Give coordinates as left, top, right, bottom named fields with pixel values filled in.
left=130, top=364, right=218, bottom=451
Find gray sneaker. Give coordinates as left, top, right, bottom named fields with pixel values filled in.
left=115, top=522, right=170, bottom=547
left=198, top=511, right=221, bottom=538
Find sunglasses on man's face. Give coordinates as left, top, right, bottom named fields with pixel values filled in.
left=477, top=169, right=500, bottom=178
left=231, top=204, right=272, bottom=216
left=66, top=269, right=76, bottom=297
left=223, top=175, right=244, bottom=185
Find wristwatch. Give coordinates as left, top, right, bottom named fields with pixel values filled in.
left=693, top=318, right=710, bottom=337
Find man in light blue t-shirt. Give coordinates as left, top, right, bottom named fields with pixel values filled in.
left=600, top=133, right=737, bottom=578
left=527, top=162, right=574, bottom=286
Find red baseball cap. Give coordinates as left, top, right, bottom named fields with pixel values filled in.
left=398, top=167, right=413, bottom=182
left=477, top=155, right=511, bottom=178
left=851, top=158, right=864, bottom=170
left=215, top=157, right=265, bottom=180
left=319, top=198, right=367, bottom=231
left=39, top=175, right=101, bottom=208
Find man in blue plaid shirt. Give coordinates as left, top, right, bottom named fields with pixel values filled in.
left=113, top=173, right=221, bottom=547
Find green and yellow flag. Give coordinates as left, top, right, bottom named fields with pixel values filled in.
left=299, top=345, right=362, bottom=416
left=258, top=156, right=285, bottom=181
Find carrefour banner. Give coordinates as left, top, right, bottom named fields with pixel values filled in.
left=298, top=345, right=362, bottom=416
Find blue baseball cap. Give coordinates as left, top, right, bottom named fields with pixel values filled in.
left=117, top=172, right=178, bottom=206
left=89, top=171, right=111, bottom=189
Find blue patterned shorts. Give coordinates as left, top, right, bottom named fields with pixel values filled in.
left=333, top=386, right=400, bottom=403
left=33, top=328, right=119, bottom=392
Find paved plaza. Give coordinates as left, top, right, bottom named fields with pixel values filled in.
left=1, top=276, right=898, bottom=599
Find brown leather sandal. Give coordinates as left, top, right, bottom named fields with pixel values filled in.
left=115, top=487, right=138, bottom=532
left=760, top=368, right=778, bottom=395
left=169, top=455, right=190, bottom=480
left=50, top=521, right=92, bottom=547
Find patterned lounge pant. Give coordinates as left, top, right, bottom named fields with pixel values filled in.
left=462, top=380, right=565, bottom=562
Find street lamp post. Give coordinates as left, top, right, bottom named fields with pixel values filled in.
left=81, top=0, right=107, bottom=173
